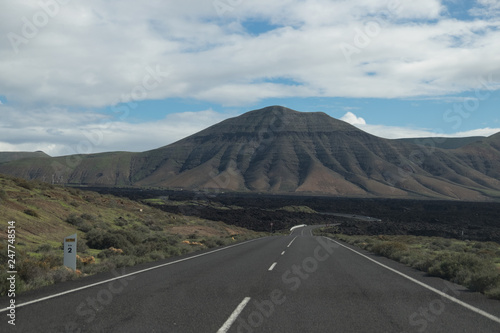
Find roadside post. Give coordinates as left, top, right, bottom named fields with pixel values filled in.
left=64, top=233, right=77, bottom=270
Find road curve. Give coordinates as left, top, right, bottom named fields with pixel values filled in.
left=1, top=226, right=500, bottom=332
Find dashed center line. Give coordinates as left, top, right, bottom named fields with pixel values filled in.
left=268, top=262, right=277, bottom=271
left=281, top=251, right=285, bottom=255
left=217, top=297, right=251, bottom=333
left=287, top=236, right=297, bottom=248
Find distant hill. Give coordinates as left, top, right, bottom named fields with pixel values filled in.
left=0, top=106, right=500, bottom=200
left=0, top=151, right=50, bottom=163
left=395, top=137, right=485, bottom=149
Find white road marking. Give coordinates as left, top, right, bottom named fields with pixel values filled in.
left=217, top=297, right=251, bottom=333
left=0, top=238, right=265, bottom=313
left=268, top=262, right=277, bottom=271
left=324, top=237, right=500, bottom=325
left=287, top=236, right=297, bottom=248
left=281, top=251, right=285, bottom=255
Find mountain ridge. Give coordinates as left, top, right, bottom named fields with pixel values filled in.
left=1, top=106, right=500, bottom=200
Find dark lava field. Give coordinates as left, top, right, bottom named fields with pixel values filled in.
left=83, top=188, right=500, bottom=243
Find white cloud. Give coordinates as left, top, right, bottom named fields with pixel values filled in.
left=0, top=0, right=499, bottom=109
left=341, top=112, right=500, bottom=139
left=340, top=112, right=366, bottom=125
left=469, top=0, right=500, bottom=16
left=0, top=106, right=231, bottom=156
left=1, top=1, right=499, bottom=155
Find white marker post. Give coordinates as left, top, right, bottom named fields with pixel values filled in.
left=64, top=233, right=77, bottom=271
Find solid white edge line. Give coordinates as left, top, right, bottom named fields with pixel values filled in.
left=287, top=236, right=297, bottom=248
left=217, top=297, right=251, bottom=333
left=324, top=236, right=500, bottom=325
left=268, top=262, right=277, bottom=271
left=0, top=238, right=264, bottom=313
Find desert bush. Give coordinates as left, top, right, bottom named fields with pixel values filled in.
left=24, top=209, right=40, bottom=218
left=36, top=244, right=52, bottom=253
left=50, top=267, right=78, bottom=283
left=86, top=229, right=131, bottom=250
left=67, top=188, right=81, bottom=196
left=201, top=238, right=218, bottom=248
left=148, top=224, right=163, bottom=231
left=81, top=261, right=116, bottom=275
left=149, top=251, right=165, bottom=261
left=372, top=241, right=409, bottom=258
left=66, top=213, right=84, bottom=226
left=429, top=238, right=452, bottom=250
left=66, top=214, right=93, bottom=232
left=14, top=178, right=33, bottom=190
left=427, top=252, right=498, bottom=293
left=115, top=217, right=129, bottom=226
left=133, top=224, right=150, bottom=234
left=77, top=238, right=89, bottom=253
left=485, top=285, right=500, bottom=300
left=81, top=213, right=96, bottom=221
left=97, top=247, right=124, bottom=258
left=106, top=255, right=140, bottom=268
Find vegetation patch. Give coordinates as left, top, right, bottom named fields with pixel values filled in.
left=0, top=174, right=263, bottom=296
left=315, top=229, right=500, bottom=300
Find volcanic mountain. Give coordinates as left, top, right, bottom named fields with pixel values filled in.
left=1, top=106, right=500, bottom=200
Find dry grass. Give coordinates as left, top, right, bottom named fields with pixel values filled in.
left=316, top=228, right=500, bottom=300
left=0, top=174, right=262, bottom=295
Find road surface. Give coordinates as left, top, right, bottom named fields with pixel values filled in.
left=2, top=225, right=500, bottom=332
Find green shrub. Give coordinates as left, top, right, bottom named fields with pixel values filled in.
left=14, top=178, right=33, bottom=190
left=50, top=267, right=78, bottom=283
left=81, top=213, right=96, bottom=221
left=427, top=252, right=498, bottom=293
left=77, top=238, right=89, bottom=253
left=66, top=214, right=93, bottom=232
left=485, top=285, right=500, bottom=300
left=149, top=251, right=165, bottom=261
left=86, top=227, right=147, bottom=250
left=201, top=238, right=218, bottom=248
left=106, top=255, right=139, bottom=268
left=371, top=241, right=409, bottom=259
left=24, top=209, right=40, bottom=218
left=36, top=244, right=52, bottom=253
left=66, top=213, right=84, bottom=226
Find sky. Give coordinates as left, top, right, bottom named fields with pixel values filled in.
left=1, top=0, right=499, bottom=157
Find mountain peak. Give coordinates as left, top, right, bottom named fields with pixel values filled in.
left=2, top=106, right=500, bottom=200
left=198, top=105, right=357, bottom=138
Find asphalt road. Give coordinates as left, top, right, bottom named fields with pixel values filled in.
left=2, top=225, right=500, bottom=332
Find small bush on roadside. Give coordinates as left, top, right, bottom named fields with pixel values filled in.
left=36, top=244, right=52, bottom=253
left=106, top=255, right=140, bottom=268
left=149, top=251, right=165, bottom=261
left=50, top=267, right=78, bottom=283
left=372, top=241, right=408, bottom=259
left=86, top=229, right=131, bottom=250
